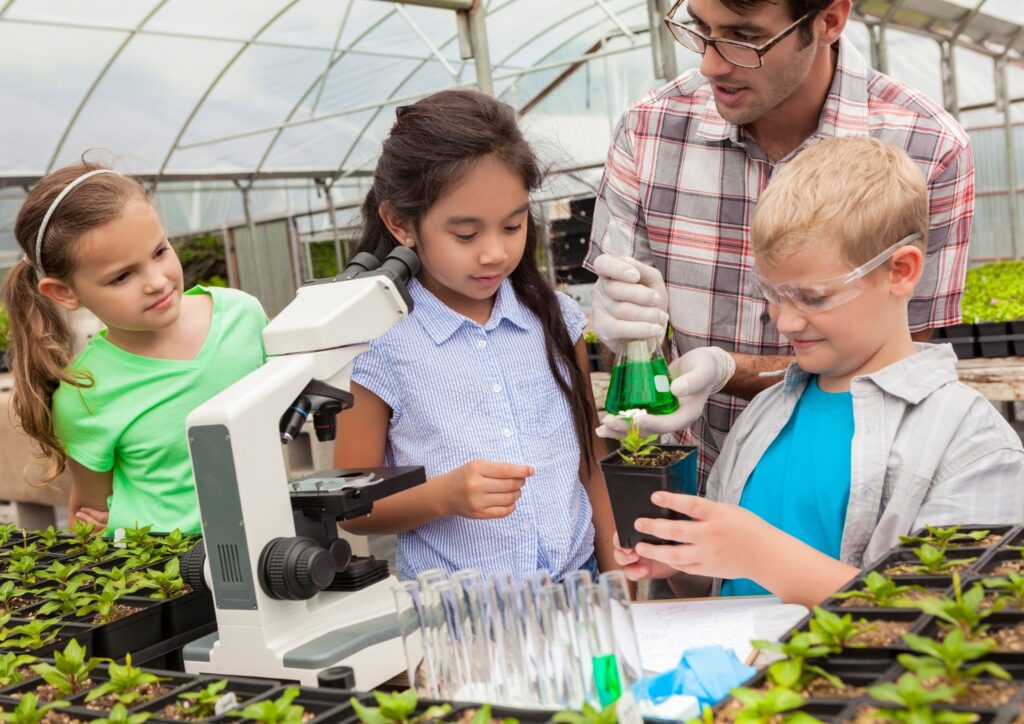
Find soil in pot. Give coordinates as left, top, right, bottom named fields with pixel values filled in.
left=884, top=559, right=975, bottom=576
left=86, top=682, right=175, bottom=711
left=836, top=588, right=942, bottom=609
left=849, top=620, right=914, bottom=648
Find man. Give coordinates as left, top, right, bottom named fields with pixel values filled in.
left=586, top=0, right=973, bottom=483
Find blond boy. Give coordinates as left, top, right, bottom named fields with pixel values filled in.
left=614, top=136, right=1024, bottom=607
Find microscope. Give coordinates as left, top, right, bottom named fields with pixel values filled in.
left=180, top=247, right=426, bottom=688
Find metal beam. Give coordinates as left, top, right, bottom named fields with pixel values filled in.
left=467, top=1, right=493, bottom=94
left=939, top=39, right=960, bottom=119
left=310, top=0, right=353, bottom=118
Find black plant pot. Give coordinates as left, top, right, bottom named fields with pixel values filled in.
left=1011, top=320, right=1024, bottom=356
left=138, top=675, right=279, bottom=720
left=940, top=323, right=978, bottom=359
left=599, top=444, right=698, bottom=548
left=0, top=621, right=95, bottom=658
left=823, top=574, right=954, bottom=616
left=977, top=322, right=1013, bottom=358
left=64, top=666, right=196, bottom=713
left=739, top=658, right=897, bottom=706
left=916, top=612, right=1024, bottom=666
left=85, top=597, right=163, bottom=658
left=900, top=524, right=1016, bottom=550
left=975, top=548, right=1024, bottom=577
left=158, top=588, right=215, bottom=639
left=784, top=608, right=929, bottom=659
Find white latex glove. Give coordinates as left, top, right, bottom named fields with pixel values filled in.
left=596, top=346, right=737, bottom=439
left=591, top=254, right=670, bottom=347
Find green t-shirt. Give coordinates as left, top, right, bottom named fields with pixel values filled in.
left=53, top=286, right=268, bottom=534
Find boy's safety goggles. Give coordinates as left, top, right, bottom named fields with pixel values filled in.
left=751, top=233, right=923, bottom=313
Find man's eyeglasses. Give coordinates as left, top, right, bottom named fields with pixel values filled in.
left=663, top=0, right=812, bottom=69
left=751, top=233, right=924, bottom=314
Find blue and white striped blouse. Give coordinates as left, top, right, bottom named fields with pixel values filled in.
left=351, top=277, right=594, bottom=581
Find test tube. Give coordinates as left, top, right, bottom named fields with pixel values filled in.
left=537, top=584, right=586, bottom=709
left=488, top=576, right=532, bottom=702
left=585, top=586, right=624, bottom=707
left=433, top=580, right=475, bottom=700
left=452, top=570, right=494, bottom=701
left=599, top=571, right=644, bottom=688
left=508, top=580, right=551, bottom=705
left=393, top=581, right=438, bottom=697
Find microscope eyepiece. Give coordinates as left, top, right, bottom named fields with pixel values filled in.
left=376, top=246, right=420, bottom=285
left=336, top=251, right=381, bottom=281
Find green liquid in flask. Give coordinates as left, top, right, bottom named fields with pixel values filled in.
left=592, top=653, right=623, bottom=707
left=605, top=357, right=680, bottom=415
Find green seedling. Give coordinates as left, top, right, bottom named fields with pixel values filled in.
left=85, top=654, right=170, bottom=706
left=76, top=583, right=135, bottom=625
left=0, top=581, right=30, bottom=614
left=867, top=673, right=977, bottom=724
left=351, top=690, right=453, bottom=724
left=37, top=579, right=91, bottom=617
left=727, top=686, right=822, bottom=724
left=119, top=524, right=155, bottom=552
left=4, top=618, right=63, bottom=651
left=231, top=686, right=306, bottom=724
left=900, top=525, right=990, bottom=551
left=831, top=572, right=926, bottom=608
left=981, top=572, right=1024, bottom=610
left=134, top=558, right=185, bottom=600
left=35, top=526, right=61, bottom=550
left=553, top=701, right=618, bottom=724
left=900, top=545, right=975, bottom=576
left=899, top=630, right=1009, bottom=688
left=68, top=519, right=103, bottom=553
left=617, top=419, right=662, bottom=464
left=962, top=260, right=1024, bottom=323
left=806, top=607, right=865, bottom=652
left=0, top=652, right=37, bottom=687
left=3, top=556, right=41, bottom=586
left=0, top=693, right=71, bottom=724
left=914, top=574, right=992, bottom=639
left=77, top=536, right=111, bottom=566
left=9, top=544, right=39, bottom=561
left=154, top=529, right=195, bottom=556
left=37, top=560, right=91, bottom=588
left=0, top=524, right=18, bottom=547
left=30, top=638, right=106, bottom=697
left=176, top=679, right=232, bottom=719
left=94, top=565, right=139, bottom=591
left=94, top=703, right=153, bottom=724
left=753, top=633, right=842, bottom=691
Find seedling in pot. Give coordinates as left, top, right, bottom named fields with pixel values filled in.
left=887, top=545, right=975, bottom=576
left=898, top=630, right=1010, bottom=689
left=173, top=679, right=233, bottom=720
left=30, top=638, right=106, bottom=699
left=806, top=607, right=866, bottom=652
left=77, top=537, right=112, bottom=567
left=351, top=690, right=452, bottom=724
left=94, top=565, right=140, bottom=592
left=981, top=572, right=1024, bottom=609
left=134, top=559, right=185, bottom=600
left=95, top=703, right=153, bottom=724
left=154, top=529, right=195, bottom=557
left=0, top=693, right=71, bottom=724
left=0, top=524, right=19, bottom=547
left=553, top=701, right=616, bottom=724
left=4, top=618, right=63, bottom=652
left=724, top=686, right=821, bottom=724
left=85, top=654, right=171, bottom=707
left=866, top=673, right=976, bottom=724
left=752, top=633, right=843, bottom=692
left=119, top=525, right=155, bottom=553
left=119, top=547, right=164, bottom=571
left=37, top=561, right=92, bottom=589
left=3, top=556, right=42, bottom=586
left=831, top=572, right=929, bottom=608
left=0, top=652, right=38, bottom=687
left=35, top=526, right=61, bottom=551
left=900, top=525, right=991, bottom=552
left=37, top=579, right=91, bottom=618
left=914, top=574, right=993, bottom=640
left=8, top=544, right=40, bottom=562
left=76, top=583, right=138, bottom=625
left=0, top=581, right=31, bottom=615
left=67, top=520, right=104, bottom=556
left=230, top=686, right=306, bottom=724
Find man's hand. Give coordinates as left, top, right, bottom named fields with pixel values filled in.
left=632, top=493, right=775, bottom=581
left=597, top=346, right=736, bottom=438
left=591, top=254, right=669, bottom=347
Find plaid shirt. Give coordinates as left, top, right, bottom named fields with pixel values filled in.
left=585, top=35, right=974, bottom=485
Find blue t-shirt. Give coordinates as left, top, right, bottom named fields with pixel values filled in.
left=721, top=376, right=854, bottom=597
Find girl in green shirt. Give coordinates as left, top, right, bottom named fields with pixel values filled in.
left=3, top=163, right=267, bottom=534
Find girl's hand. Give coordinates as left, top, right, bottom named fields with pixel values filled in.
left=75, top=507, right=109, bottom=527
left=441, top=460, right=533, bottom=520
left=633, top=493, right=775, bottom=581
left=612, top=532, right=677, bottom=581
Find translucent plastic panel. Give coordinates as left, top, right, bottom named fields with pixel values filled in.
left=154, top=184, right=244, bottom=239
left=146, top=0, right=288, bottom=41
left=0, top=23, right=125, bottom=174
left=260, top=109, right=380, bottom=173
left=0, top=194, right=26, bottom=259
left=490, top=0, right=598, bottom=69
left=177, top=45, right=330, bottom=146
left=53, top=35, right=241, bottom=175
left=352, top=6, right=461, bottom=69
left=313, top=54, right=425, bottom=116
left=164, top=132, right=280, bottom=175
left=956, top=45, right=996, bottom=108
left=258, top=0, right=352, bottom=49
left=338, top=1, right=397, bottom=51
left=884, top=29, right=943, bottom=107
left=6, top=0, right=159, bottom=29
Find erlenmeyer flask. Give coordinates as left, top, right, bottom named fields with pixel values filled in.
left=604, top=338, right=679, bottom=415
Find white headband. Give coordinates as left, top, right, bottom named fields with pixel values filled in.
left=34, top=169, right=119, bottom=273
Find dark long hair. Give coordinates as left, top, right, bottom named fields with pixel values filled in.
left=356, top=90, right=597, bottom=473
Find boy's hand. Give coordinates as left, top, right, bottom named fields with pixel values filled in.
left=74, top=507, right=109, bottom=528
left=612, top=532, right=678, bottom=581
left=633, top=493, right=774, bottom=581
left=441, top=460, right=532, bottom=520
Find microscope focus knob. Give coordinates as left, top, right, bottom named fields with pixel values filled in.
left=180, top=543, right=209, bottom=595
left=259, top=536, right=336, bottom=600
